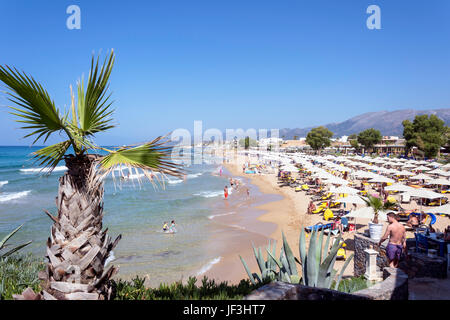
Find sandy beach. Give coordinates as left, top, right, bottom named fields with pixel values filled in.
left=204, top=152, right=324, bottom=284
left=204, top=151, right=450, bottom=285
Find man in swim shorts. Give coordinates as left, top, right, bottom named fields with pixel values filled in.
left=378, top=212, right=406, bottom=268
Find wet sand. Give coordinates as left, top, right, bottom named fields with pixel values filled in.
left=203, top=153, right=312, bottom=284
left=202, top=152, right=450, bottom=285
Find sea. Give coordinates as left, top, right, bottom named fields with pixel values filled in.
left=0, top=146, right=264, bottom=286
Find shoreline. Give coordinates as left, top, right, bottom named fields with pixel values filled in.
left=202, top=153, right=311, bottom=284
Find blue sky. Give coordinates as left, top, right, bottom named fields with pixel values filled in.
left=0, top=0, right=450, bottom=145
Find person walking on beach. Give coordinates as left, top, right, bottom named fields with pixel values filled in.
left=378, top=212, right=406, bottom=268
left=224, top=186, right=229, bottom=199
left=246, top=188, right=250, bottom=199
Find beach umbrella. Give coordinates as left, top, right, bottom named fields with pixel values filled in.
left=353, top=170, right=377, bottom=179
left=323, top=176, right=349, bottom=185
left=426, top=203, right=450, bottom=216
left=409, top=173, right=432, bottom=181
left=396, top=170, right=414, bottom=176
left=427, top=178, right=450, bottom=186
left=329, top=185, right=360, bottom=194
left=344, top=207, right=391, bottom=220
left=384, top=184, right=415, bottom=192
left=404, top=188, right=444, bottom=199
left=413, top=165, right=432, bottom=171
left=428, top=162, right=442, bottom=168
left=428, top=168, right=448, bottom=176
left=336, top=195, right=366, bottom=205
left=368, top=176, right=395, bottom=184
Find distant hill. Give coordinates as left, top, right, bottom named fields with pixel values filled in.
left=279, top=108, right=450, bottom=139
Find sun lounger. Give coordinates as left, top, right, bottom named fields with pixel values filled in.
left=305, top=223, right=333, bottom=233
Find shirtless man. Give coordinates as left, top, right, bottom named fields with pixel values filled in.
left=378, top=212, right=406, bottom=268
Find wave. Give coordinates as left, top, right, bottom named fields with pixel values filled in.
left=186, top=172, right=202, bottom=179
left=0, top=181, right=8, bottom=187
left=168, top=179, right=183, bottom=184
left=230, top=224, right=246, bottom=230
left=126, top=174, right=145, bottom=180
left=208, top=211, right=236, bottom=220
left=105, top=251, right=115, bottom=267
left=20, top=166, right=67, bottom=173
left=0, top=190, right=31, bottom=202
left=195, top=256, right=222, bottom=276
left=194, top=190, right=223, bottom=198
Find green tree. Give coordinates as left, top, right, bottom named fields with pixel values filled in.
left=293, top=135, right=299, bottom=141
left=238, top=137, right=257, bottom=149
left=350, top=139, right=360, bottom=152
left=357, top=128, right=382, bottom=154
left=0, top=50, right=183, bottom=300
left=361, top=195, right=397, bottom=224
left=306, top=126, right=333, bottom=153
left=402, top=114, right=448, bottom=158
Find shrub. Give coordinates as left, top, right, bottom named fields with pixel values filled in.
left=335, top=275, right=371, bottom=294
left=113, top=276, right=266, bottom=300
left=0, top=253, right=45, bottom=300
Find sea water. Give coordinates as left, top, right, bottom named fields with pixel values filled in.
left=0, top=146, right=236, bottom=286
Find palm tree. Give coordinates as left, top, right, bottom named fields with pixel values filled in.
left=0, top=50, right=183, bottom=300
left=361, top=195, right=397, bottom=224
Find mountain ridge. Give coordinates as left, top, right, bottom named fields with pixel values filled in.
left=279, top=108, right=450, bottom=139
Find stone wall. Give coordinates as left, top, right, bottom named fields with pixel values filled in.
left=244, top=267, right=409, bottom=300
left=399, top=252, right=447, bottom=279
left=354, top=267, right=408, bottom=300
left=244, top=282, right=369, bottom=300
left=354, top=233, right=389, bottom=277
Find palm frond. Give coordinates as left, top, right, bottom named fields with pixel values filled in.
left=77, top=50, right=116, bottom=136
left=32, top=140, right=72, bottom=172
left=98, top=136, right=183, bottom=183
left=0, top=65, right=67, bottom=144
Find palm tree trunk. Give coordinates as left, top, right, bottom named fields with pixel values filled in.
left=39, top=154, right=121, bottom=300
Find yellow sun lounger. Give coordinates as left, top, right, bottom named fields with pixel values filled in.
left=386, top=196, right=396, bottom=203
left=329, top=202, right=341, bottom=208
left=312, top=207, right=324, bottom=214
left=323, top=208, right=334, bottom=221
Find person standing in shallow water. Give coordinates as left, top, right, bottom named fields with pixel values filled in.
left=224, top=186, right=228, bottom=199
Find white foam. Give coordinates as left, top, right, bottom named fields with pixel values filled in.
left=168, top=179, right=183, bottom=184
left=186, top=173, right=202, bottom=179
left=105, top=251, right=115, bottom=267
left=194, top=191, right=223, bottom=198
left=20, top=166, right=67, bottom=173
left=208, top=211, right=236, bottom=220
left=126, top=173, right=145, bottom=180
left=230, top=224, right=246, bottom=230
left=0, top=190, right=31, bottom=202
left=195, top=256, right=222, bottom=276
left=0, top=181, right=8, bottom=187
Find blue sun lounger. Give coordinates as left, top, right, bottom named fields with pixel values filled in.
left=305, top=223, right=333, bottom=233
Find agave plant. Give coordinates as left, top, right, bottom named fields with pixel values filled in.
left=0, top=50, right=183, bottom=300
left=240, top=229, right=353, bottom=291
left=239, top=239, right=280, bottom=285
left=0, top=225, right=32, bottom=259
left=361, top=195, right=397, bottom=224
